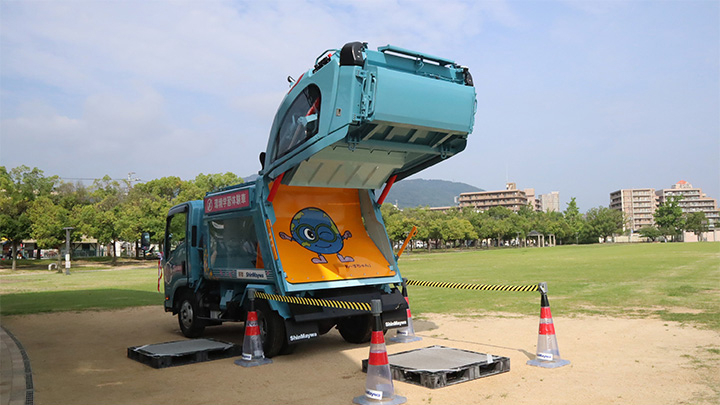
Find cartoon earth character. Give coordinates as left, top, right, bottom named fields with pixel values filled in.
left=279, top=207, right=354, bottom=264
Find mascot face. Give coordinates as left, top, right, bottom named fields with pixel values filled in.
left=289, top=208, right=344, bottom=255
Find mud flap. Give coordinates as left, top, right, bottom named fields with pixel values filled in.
left=381, top=307, right=408, bottom=330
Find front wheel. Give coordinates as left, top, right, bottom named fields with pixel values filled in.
left=254, top=300, right=286, bottom=358
left=178, top=293, right=206, bottom=338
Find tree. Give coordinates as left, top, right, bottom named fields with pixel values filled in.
left=564, top=197, right=583, bottom=244
left=177, top=172, right=243, bottom=202
left=585, top=206, right=624, bottom=242
left=443, top=217, right=476, bottom=247
left=404, top=207, right=433, bottom=251
left=380, top=203, right=407, bottom=248
left=77, top=176, right=126, bottom=263
left=0, top=166, right=57, bottom=269
left=545, top=210, right=570, bottom=245
left=513, top=206, right=535, bottom=246
left=638, top=225, right=662, bottom=242
left=118, top=177, right=184, bottom=254
left=54, top=181, right=92, bottom=211
left=28, top=196, right=69, bottom=256
left=684, top=211, right=709, bottom=241
left=654, top=196, right=684, bottom=241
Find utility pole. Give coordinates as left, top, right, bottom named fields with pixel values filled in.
left=63, top=227, right=74, bottom=275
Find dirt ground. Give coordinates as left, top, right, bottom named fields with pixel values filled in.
left=2, top=306, right=719, bottom=405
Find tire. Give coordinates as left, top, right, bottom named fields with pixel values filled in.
left=279, top=341, right=296, bottom=356
left=253, top=300, right=286, bottom=358
left=337, top=314, right=373, bottom=344
left=177, top=292, right=206, bottom=338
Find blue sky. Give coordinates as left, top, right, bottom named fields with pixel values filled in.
left=1, top=0, right=718, bottom=212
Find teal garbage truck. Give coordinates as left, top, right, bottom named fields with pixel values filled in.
left=158, top=42, right=476, bottom=357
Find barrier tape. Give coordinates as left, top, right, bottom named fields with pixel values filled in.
left=254, top=291, right=372, bottom=312
left=254, top=281, right=537, bottom=312
left=406, top=279, right=539, bottom=292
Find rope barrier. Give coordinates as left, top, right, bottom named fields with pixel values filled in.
left=255, top=291, right=372, bottom=312
left=406, top=279, right=539, bottom=292
left=254, top=280, right=539, bottom=313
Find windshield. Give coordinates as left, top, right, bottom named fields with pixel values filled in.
left=273, top=85, right=321, bottom=161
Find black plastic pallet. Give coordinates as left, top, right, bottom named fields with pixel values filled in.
left=362, top=345, right=510, bottom=389
left=127, top=339, right=242, bottom=369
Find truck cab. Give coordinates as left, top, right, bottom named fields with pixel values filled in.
left=162, top=42, right=476, bottom=357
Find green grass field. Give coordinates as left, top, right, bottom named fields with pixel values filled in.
left=400, top=242, right=720, bottom=329
left=0, top=266, right=160, bottom=314
left=1, top=243, right=718, bottom=329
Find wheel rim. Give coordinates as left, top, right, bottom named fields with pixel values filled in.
left=180, top=300, right=194, bottom=329
left=258, top=312, right=267, bottom=343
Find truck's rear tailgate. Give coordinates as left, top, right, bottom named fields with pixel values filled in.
left=272, top=184, right=395, bottom=284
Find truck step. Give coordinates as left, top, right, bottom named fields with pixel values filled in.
left=362, top=345, right=510, bottom=389
left=127, top=338, right=241, bottom=369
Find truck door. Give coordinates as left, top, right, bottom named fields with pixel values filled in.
left=164, top=205, right=189, bottom=304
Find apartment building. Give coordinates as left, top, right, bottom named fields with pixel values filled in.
left=610, top=181, right=719, bottom=231
left=656, top=180, right=719, bottom=228
left=609, top=188, right=657, bottom=231
left=458, top=183, right=534, bottom=212
left=539, top=191, right=560, bottom=212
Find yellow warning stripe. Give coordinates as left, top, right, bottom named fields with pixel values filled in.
left=255, top=291, right=372, bottom=312
left=406, top=279, right=539, bottom=292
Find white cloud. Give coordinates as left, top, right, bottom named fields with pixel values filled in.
left=1, top=0, right=718, bottom=208
left=1, top=86, right=197, bottom=178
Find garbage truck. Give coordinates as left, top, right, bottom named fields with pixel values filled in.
left=158, top=41, right=476, bottom=357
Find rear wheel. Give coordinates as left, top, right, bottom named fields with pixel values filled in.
left=253, top=300, right=286, bottom=358
left=337, top=314, right=373, bottom=344
left=178, top=293, right=206, bottom=338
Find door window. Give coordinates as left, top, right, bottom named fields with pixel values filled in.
left=165, top=212, right=187, bottom=273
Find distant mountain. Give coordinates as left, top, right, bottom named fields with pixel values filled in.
left=243, top=173, right=259, bottom=182
left=243, top=175, right=481, bottom=208
left=385, top=179, right=483, bottom=208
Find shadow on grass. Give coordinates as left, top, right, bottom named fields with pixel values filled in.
left=0, top=289, right=162, bottom=316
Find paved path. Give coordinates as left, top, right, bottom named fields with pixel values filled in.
left=0, top=327, right=32, bottom=405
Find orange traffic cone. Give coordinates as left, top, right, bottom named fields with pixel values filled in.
left=389, top=279, right=421, bottom=343
left=235, top=290, right=272, bottom=367
left=527, top=283, right=570, bottom=368
left=354, top=300, right=406, bottom=405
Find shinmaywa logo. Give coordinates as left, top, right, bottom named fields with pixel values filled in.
left=384, top=320, right=407, bottom=327
left=236, top=270, right=267, bottom=280
left=289, top=332, right=318, bottom=342
left=537, top=353, right=553, bottom=361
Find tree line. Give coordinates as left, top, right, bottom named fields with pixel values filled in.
left=382, top=195, right=711, bottom=250
left=1, top=166, right=242, bottom=270
left=2, top=165, right=710, bottom=270
left=380, top=199, right=624, bottom=250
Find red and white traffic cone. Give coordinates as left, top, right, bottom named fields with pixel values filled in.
left=527, top=283, right=570, bottom=368
left=354, top=300, right=406, bottom=405
left=235, top=290, right=272, bottom=367
left=389, top=279, right=421, bottom=343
